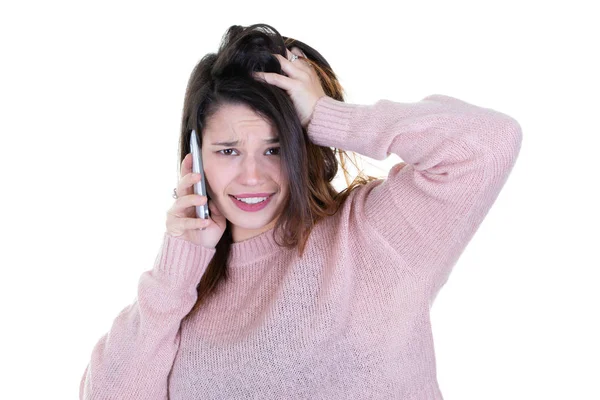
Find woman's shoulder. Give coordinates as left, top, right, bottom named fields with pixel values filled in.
left=304, top=176, right=403, bottom=263
left=316, top=177, right=387, bottom=233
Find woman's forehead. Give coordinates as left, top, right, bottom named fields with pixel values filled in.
left=204, top=103, right=277, bottom=141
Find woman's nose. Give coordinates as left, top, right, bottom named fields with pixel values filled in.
left=240, top=156, right=262, bottom=182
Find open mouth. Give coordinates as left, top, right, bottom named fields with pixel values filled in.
left=229, top=193, right=274, bottom=211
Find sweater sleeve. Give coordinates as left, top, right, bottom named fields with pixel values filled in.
left=79, top=232, right=216, bottom=399
left=306, top=94, right=522, bottom=297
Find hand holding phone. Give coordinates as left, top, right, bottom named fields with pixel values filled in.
left=165, top=131, right=227, bottom=249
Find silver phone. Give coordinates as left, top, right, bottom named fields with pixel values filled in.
left=190, top=129, right=210, bottom=219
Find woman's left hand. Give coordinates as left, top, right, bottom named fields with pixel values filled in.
left=253, top=47, right=327, bottom=129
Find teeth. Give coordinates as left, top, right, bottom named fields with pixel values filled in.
left=235, top=196, right=268, bottom=204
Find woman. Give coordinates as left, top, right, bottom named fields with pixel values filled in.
left=79, top=23, right=522, bottom=399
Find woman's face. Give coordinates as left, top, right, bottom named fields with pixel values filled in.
left=201, top=102, right=288, bottom=243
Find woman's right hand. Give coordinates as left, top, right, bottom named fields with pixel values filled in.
left=165, top=153, right=227, bottom=249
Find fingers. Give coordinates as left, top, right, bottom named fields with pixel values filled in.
left=285, top=48, right=312, bottom=72
left=176, top=151, right=203, bottom=199
left=253, top=47, right=311, bottom=89
left=172, top=214, right=211, bottom=232
left=169, top=192, right=207, bottom=216
left=254, top=54, right=305, bottom=91
left=254, top=69, right=294, bottom=91
left=289, top=46, right=306, bottom=58
left=175, top=170, right=200, bottom=200
left=180, top=152, right=193, bottom=179
left=277, top=50, right=312, bottom=77
left=288, top=47, right=308, bottom=62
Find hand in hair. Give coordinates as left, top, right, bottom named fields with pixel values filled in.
left=252, top=47, right=327, bottom=129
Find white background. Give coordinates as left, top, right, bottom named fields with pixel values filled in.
left=1, top=1, right=598, bottom=399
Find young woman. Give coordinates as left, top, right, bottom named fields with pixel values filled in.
left=80, top=23, right=522, bottom=399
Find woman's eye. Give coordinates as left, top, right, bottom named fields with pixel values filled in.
left=217, top=149, right=237, bottom=156
left=217, top=147, right=280, bottom=156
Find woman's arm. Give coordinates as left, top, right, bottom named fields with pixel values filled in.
left=79, top=232, right=216, bottom=399
left=306, top=94, right=522, bottom=294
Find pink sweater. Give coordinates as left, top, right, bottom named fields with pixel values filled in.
left=80, top=94, right=522, bottom=399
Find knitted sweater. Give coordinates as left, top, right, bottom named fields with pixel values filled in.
left=79, top=94, right=522, bottom=399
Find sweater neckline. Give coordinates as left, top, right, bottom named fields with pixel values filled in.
left=227, top=226, right=283, bottom=267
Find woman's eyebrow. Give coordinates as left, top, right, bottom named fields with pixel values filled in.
left=211, top=137, right=280, bottom=146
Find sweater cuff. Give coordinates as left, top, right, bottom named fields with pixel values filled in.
left=152, top=232, right=217, bottom=287
left=306, top=96, right=361, bottom=149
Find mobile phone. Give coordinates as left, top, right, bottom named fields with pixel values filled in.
left=190, top=129, right=210, bottom=219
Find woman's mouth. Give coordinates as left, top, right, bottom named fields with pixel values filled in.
left=229, top=193, right=274, bottom=212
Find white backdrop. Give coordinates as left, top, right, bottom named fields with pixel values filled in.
left=1, top=1, right=598, bottom=399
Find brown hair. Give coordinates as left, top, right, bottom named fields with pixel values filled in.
left=178, top=23, right=381, bottom=318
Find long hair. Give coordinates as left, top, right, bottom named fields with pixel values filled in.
left=178, top=23, right=380, bottom=318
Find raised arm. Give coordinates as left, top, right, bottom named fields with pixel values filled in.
left=307, top=94, right=522, bottom=296
left=79, top=232, right=216, bottom=399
